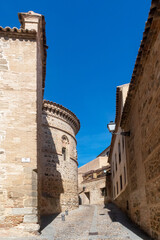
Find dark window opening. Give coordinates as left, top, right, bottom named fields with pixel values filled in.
left=118, top=142, right=121, bottom=163
left=122, top=135, right=125, bottom=152
left=85, top=192, right=90, bottom=203
left=62, top=147, right=66, bottom=160
left=124, top=166, right=126, bottom=184
left=120, top=175, right=123, bottom=190
left=116, top=181, right=119, bottom=195
left=101, top=188, right=107, bottom=197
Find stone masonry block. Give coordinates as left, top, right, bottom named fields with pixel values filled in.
left=12, top=207, right=37, bottom=215
left=0, top=59, right=7, bottom=64
left=0, top=65, right=8, bottom=70
left=24, top=198, right=37, bottom=207
left=23, top=214, right=38, bottom=223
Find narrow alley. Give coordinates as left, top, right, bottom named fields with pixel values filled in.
left=39, top=203, right=152, bottom=240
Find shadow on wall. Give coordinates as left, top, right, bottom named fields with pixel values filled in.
left=39, top=113, right=64, bottom=217
left=105, top=203, right=152, bottom=240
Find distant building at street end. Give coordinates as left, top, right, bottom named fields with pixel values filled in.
left=109, top=1, right=160, bottom=239
left=78, top=146, right=110, bottom=205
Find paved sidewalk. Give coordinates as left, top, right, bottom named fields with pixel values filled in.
left=0, top=203, right=153, bottom=240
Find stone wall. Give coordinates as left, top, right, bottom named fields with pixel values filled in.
left=120, top=3, right=160, bottom=239
left=0, top=11, right=46, bottom=234
left=114, top=185, right=129, bottom=214
left=79, top=157, right=109, bottom=174
left=79, top=177, right=106, bottom=205
left=78, top=156, right=110, bottom=205
left=40, top=100, right=80, bottom=214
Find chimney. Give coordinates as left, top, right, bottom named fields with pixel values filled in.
left=18, top=11, right=42, bottom=32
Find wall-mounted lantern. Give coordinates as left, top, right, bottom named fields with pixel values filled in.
left=107, top=121, right=130, bottom=136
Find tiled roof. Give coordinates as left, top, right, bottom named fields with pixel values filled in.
left=43, top=100, right=80, bottom=135
left=0, top=26, right=36, bottom=38
left=108, top=87, right=121, bottom=163
left=82, top=165, right=110, bottom=177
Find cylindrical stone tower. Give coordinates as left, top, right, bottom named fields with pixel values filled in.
left=40, top=100, right=80, bottom=215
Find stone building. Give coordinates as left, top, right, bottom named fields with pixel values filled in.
left=40, top=100, right=80, bottom=215
left=109, top=84, right=129, bottom=203
left=78, top=147, right=110, bottom=205
left=0, top=11, right=80, bottom=236
left=109, top=1, right=160, bottom=239
left=0, top=11, right=47, bottom=234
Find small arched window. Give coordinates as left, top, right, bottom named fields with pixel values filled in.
left=61, top=135, right=69, bottom=161
left=62, top=135, right=69, bottom=144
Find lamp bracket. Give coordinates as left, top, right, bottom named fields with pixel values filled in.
left=112, top=131, right=130, bottom=137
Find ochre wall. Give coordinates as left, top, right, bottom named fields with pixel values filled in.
left=40, top=106, right=79, bottom=214
left=79, top=157, right=109, bottom=174
left=122, top=23, right=160, bottom=239
left=0, top=12, right=45, bottom=234
left=0, top=36, right=40, bottom=232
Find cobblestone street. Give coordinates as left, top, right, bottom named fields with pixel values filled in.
left=40, top=203, right=152, bottom=240
left=0, top=203, right=153, bottom=240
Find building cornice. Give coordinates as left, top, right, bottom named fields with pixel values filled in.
left=0, top=27, right=36, bottom=39
left=121, top=0, right=160, bottom=128
left=43, top=100, right=80, bottom=135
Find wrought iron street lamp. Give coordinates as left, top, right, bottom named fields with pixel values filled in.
left=107, top=121, right=130, bottom=136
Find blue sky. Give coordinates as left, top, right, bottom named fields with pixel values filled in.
left=1, top=0, right=151, bottom=167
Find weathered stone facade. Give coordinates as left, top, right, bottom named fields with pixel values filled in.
left=110, top=1, right=160, bottom=239
left=0, top=11, right=80, bottom=237
left=40, top=100, right=80, bottom=214
left=109, top=84, right=129, bottom=203
left=78, top=147, right=110, bottom=205
left=0, top=11, right=47, bottom=234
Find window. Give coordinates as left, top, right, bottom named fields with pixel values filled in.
left=101, top=188, right=106, bottom=197
left=124, top=166, right=126, bottom=184
left=118, top=142, right=121, bottom=163
left=62, top=147, right=66, bottom=161
left=116, top=181, right=119, bottom=195
left=115, top=154, right=117, bottom=171
left=120, top=175, right=123, bottom=190
left=62, top=135, right=69, bottom=143
left=122, top=135, right=125, bottom=152
left=114, top=186, right=116, bottom=198
left=62, top=135, right=69, bottom=161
